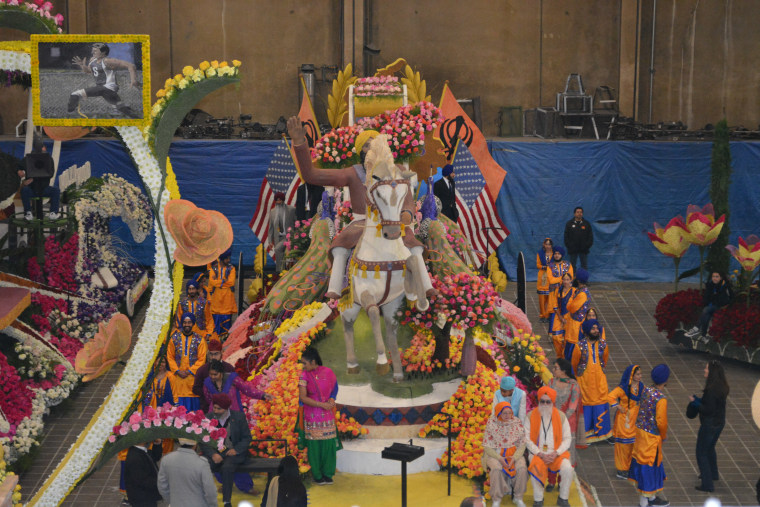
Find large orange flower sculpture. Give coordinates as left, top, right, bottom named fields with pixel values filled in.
left=647, top=216, right=690, bottom=258
left=726, top=235, right=760, bottom=272
left=684, top=204, right=725, bottom=246
left=164, top=199, right=233, bottom=266
left=75, top=313, right=132, bottom=382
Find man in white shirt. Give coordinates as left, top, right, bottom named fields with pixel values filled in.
left=524, top=386, right=573, bottom=507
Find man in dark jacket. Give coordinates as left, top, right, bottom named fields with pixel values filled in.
left=202, top=393, right=253, bottom=507
left=124, top=441, right=163, bottom=507
left=434, top=164, right=458, bottom=222
left=563, top=207, right=593, bottom=272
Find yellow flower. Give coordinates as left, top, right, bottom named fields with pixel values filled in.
left=520, top=340, right=528, bottom=347
left=219, top=61, right=228, bottom=68
left=174, top=73, right=183, bottom=82
left=182, top=65, right=194, bottom=77
left=164, top=78, right=174, bottom=88
left=156, top=89, right=166, bottom=98
left=211, top=60, right=219, bottom=68
left=513, top=366, right=520, bottom=372
left=232, top=59, right=242, bottom=67
left=199, top=61, right=211, bottom=71
left=178, top=78, right=189, bottom=89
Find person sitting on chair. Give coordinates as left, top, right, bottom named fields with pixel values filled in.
left=17, top=135, right=60, bottom=220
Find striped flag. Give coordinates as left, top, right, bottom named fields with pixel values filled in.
left=451, top=139, right=510, bottom=266
left=434, top=83, right=509, bottom=267
left=248, top=138, right=301, bottom=253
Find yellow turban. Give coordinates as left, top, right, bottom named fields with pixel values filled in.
left=355, top=130, right=379, bottom=154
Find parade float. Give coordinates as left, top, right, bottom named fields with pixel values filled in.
left=0, top=3, right=570, bottom=499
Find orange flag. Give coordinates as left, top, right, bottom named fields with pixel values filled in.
left=436, top=83, right=506, bottom=200
left=298, top=76, right=321, bottom=150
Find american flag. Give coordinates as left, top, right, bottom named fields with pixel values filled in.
left=248, top=138, right=301, bottom=253
left=452, top=140, right=509, bottom=265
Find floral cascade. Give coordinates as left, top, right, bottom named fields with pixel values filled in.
left=0, top=338, right=79, bottom=465
left=419, top=362, right=501, bottom=478
left=246, top=323, right=326, bottom=466
left=143, top=59, right=241, bottom=145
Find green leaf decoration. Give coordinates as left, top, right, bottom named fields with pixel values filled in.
left=153, top=76, right=239, bottom=173
left=0, top=9, right=57, bottom=34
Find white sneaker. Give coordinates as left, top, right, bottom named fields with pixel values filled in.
left=48, top=212, right=60, bottom=220
left=491, top=500, right=501, bottom=507
left=24, top=211, right=33, bottom=220
left=514, top=500, right=526, bottom=507
left=684, top=326, right=700, bottom=337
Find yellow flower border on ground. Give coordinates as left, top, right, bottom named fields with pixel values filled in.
left=30, top=34, right=151, bottom=127
left=28, top=130, right=181, bottom=506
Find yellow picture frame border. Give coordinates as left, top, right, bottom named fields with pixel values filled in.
left=30, top=33, right=151, bottom=127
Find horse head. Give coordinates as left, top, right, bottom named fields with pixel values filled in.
left=364, top=134, right=415, bottom=240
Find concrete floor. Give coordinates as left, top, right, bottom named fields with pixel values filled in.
left=17, top=282, right=760, bottom=506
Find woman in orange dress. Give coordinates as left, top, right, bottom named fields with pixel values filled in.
left=608, top=364, right=643, bottom=479
left=536, top=238, right=554, bottom=323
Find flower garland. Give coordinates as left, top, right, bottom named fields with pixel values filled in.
left=284, top=218, right=313, bottom=260
left=273, top=302, right=324, bottom=338
left=143, top=60, right=241, bottom=145
left=29, top=126, right=179, bottom=505
left=353, top=75, right=402, bottom=97
left=0, top=0, right=64, bottom=33
left=106, top=404, right=226, bottom=450
left=311, top=101, right=444, bottom=167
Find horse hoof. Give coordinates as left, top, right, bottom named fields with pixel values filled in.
left=392, top=374, right=404, bottom=383
left=416, top=298, right=430, bottom=312
left=325, top=291, right=341, bottom=300
left=425, top=288, right=439, bottom=299
left=376, top=362, right=390, bottom=375
left=347, top=365, right=361, bottom=374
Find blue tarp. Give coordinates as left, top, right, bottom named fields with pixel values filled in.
left=3, top=138, right=759, bottom=281
left=491, top=140, right=760, bottom=282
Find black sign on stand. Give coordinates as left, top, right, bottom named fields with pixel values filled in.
left=516, top=251, right=526, bottom=313
left=381, top=442, right=425, bottom=507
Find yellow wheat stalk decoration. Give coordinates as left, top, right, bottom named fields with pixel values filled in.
left=400, top=64, right=431, bottom=104
left=327, top=63, right=357, bottom=128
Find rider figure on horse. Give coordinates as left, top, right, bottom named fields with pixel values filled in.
left=287, top=117, right=437, bottom=304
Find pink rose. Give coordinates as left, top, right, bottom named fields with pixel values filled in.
left=108, top=435, right=116, bottom=443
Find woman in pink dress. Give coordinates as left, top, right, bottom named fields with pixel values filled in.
left=298, top=347, right=340, bottom=485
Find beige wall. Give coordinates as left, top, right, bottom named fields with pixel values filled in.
left=642, top=0, right=760, bottom=129
left=0, top=0, right=758, bottom=136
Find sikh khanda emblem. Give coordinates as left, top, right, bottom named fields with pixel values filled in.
left=440, top=115, right=474, bottom=160
left=302, top=119, right=319, bottom=148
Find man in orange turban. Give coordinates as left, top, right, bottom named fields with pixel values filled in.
left=525, top=386, right=573, bottom=507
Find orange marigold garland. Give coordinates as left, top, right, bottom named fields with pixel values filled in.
left=420, top=362, right=500, bottom=478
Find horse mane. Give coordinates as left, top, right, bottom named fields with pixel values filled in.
left=364, top=134, right=397, bottom=182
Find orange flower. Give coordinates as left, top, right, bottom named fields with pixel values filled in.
left=164, top=199, right=233, bottom=266
left=75, top=314, right=131, bottom=381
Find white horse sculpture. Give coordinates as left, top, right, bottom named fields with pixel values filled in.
left=341, top=135, right=431, bottom=381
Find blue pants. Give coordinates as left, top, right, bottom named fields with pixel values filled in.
left=696, top=422, right=724, bottom=490
left=21, top=185, right=60, bottom=214
left=698, top=305, right=717, bottom=335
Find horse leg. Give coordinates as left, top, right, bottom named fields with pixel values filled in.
left=382, top=298, right=405, bottom=382
left=405, top=253, right=429, bottom=312
left=326, top=247, right=349, bottom=299
left=359, top=290, right=389, bottom=376
left=342, top=307, right=361, bottom=374
left=410, top=245, right=437, bottom=298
